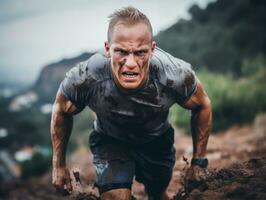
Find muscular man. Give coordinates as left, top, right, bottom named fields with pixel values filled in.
left=51, top=6, right=212, bottom=200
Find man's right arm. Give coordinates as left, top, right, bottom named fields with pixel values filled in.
left=50, top=90, right=83, bottom=195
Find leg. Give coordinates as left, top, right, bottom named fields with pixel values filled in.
left=89, top=131, right=135, bottom=195
left=93, top=158, right=135, bottom=193
left=101, top=188, right=131, bottom=200
left=134, top=127, right=176, bottom=200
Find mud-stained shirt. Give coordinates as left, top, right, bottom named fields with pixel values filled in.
left=59, top=47, right=197, bottom=144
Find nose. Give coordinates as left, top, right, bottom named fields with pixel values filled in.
left=124, top=53, right=137, bottom=68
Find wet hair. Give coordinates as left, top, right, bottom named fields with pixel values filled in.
left=107, top=6, right=153, bottom=42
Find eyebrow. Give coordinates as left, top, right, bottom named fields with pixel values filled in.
left=114, top=47, right=149, bottom=52
left=114, top=47, right=127, bottom=51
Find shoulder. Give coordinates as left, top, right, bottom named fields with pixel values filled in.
left=65, top=53, right=111, bottom=86
left=59, top=53, right=110, bottom=108
left=150, top=47, right=197, bottom=101
left=150, top=47, right=194, bottom=82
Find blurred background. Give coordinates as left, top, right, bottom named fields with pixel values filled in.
left=0, top=0, right=265, bottom=199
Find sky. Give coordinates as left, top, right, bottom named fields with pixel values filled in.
left=0, top=0, right=215, bottom=84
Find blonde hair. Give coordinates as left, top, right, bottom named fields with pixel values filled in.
left=107, top=6, right=153, bottom=42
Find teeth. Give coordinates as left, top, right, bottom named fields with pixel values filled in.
left=125, top=72, right=134, bottom=75
left=124, top=74, right=137, bottom=77
left=122, top=71, right=138, bottom=77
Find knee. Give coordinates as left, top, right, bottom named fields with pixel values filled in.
left=101, top=188, right=131, bottom=200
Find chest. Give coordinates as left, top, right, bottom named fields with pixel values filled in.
left=88, top=79, right=175, bottom=119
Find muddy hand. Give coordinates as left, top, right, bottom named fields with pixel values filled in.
left=184, top=165, right=208, bottom=192
left=52, top=167, right=73, bottom=196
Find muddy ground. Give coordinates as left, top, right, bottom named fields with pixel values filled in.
left=1, top=114, right=266, bottom=200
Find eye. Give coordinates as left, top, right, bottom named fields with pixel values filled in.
left=134, top=50, right=147, bottom=57
left=115, top=49, right=128, bottom=56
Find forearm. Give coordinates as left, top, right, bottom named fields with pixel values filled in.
left=51, top=109, right=73, bottom=168
left=190, top=104, right=212, bottom=158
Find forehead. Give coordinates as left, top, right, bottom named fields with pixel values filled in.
left=110, top=22, right=152, bottom=48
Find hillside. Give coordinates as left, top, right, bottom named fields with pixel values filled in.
left=155, top=0, right=266, bottom=74
left=32, top=52, right=94, bottom=103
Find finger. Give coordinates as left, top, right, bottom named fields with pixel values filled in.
left=65, top=181, right=73, bottom=192
left=63, top=176, right=73, bottom=193
left=53, top=180, right=64, bottom=189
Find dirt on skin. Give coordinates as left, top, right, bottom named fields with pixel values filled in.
left=1, top=114, right=266, bottom=200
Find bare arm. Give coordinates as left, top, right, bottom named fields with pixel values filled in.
left=181, top=81, right=212, bottom=191
left=181, top=81, right=212, bottom=158
left=50, top=90, right=83, bottom=194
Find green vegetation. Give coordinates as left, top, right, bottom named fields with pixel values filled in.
left=156, top=0, right=266, bottom=75
left=0, top=104, right=51, bottom=152
left=157, top=0, right=266, bottom=132
left=20, top=151, right=51, bottom=179
left=170, top=55, right=266, bottom=131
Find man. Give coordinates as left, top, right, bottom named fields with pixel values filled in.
left=51, top=6, right=212, bottom=200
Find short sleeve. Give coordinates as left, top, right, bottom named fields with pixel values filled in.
left=175, top=65, right=198, bottom=104
left=151, top=47, right=198, bottom=105
left=59, top=61, right=90, bottom=109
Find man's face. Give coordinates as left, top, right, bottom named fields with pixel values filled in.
left=105, top=22, right=156, bottom=91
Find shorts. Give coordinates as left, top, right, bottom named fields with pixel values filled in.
left=89, top=127, right=176, bottom=196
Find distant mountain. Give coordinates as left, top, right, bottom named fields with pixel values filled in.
left=31, top=52, right=94, bottom=103
left=155, top=0, right=266, bottom=74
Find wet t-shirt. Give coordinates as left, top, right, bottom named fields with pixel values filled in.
left=60, top=47, right=197, bottom=144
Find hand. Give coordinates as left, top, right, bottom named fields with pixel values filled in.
left=184, top=165, right=209, bottom=192
left=52, top=167, right=73, bottom=195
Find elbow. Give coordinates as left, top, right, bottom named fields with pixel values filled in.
left=204, top=96, right=212, bottom=111
left=192, top=96, right=212, bottom=115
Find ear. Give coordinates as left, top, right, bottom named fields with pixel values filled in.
left=151, top=41, right=156, bottom=53
left=104, top=41, right=110, bottom=57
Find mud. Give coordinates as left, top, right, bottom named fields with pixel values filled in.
left=173, top=157, right=266, bottom=200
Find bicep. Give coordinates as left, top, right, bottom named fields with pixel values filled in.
left=180, top=82, right=211, bottom=110
left=52, top=90, right=84, bottom=116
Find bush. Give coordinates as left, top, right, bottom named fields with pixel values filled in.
left=20, top=151, right=51, bottom=179
left=170, top=56, right=266, bottom=132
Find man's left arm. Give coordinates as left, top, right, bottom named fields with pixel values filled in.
left=182, top=81, right=212, bottom=160
left=180, top=80, right=212, bottom=191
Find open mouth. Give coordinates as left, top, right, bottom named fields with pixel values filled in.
left=121, top=71, right=139, bottom=78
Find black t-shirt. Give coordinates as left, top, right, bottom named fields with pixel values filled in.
left=60, top=47, right=197, bottom=144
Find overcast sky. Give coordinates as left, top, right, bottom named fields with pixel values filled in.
left=0, top=0, right=215, bottom=83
